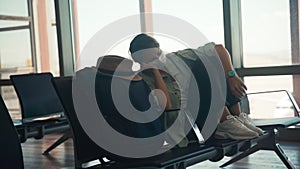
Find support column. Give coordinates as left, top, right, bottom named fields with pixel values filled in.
left=72, top=0, right=80, bottom=69
left=54, top=0, right=75, bottom=76
left=139, top=0, right=153, bottom=34
left=37, top=0, right=50, bottom=72
left=289, top=0, right=300, bottom=113
left=223, top=0, right=243, bottom=69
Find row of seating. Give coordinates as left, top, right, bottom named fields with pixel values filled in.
left=52, top=76, right=300, bottom=169
left=1, top=72, right=300, bottom=168
left=10, top=73, right=70, bottom=151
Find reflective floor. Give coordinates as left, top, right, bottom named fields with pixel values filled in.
left=21, top=132, right=300, bottom=169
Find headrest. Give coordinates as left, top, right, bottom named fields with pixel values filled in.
left=96, top=55, right=141, bottom=81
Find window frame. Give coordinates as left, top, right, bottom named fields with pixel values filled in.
left=0, top=0, right=37, bottom=76
left=223, top=0, right=300, bottom=76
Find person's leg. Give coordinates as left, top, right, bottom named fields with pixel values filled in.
left=225, top=82, right=263, bottom=134
left=220, top=106, right=231, bottom=122
left=228, top=103, right=264, bottom=135
left=226, top=81, right=241, bottom=112
left=228, top=103, right=241, bottom=116
left=215, top=107, right=259, bottom=140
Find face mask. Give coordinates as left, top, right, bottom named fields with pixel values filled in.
left=131, top=48, right=161, bottom=63
left=131, top=48, right=168, bottom=71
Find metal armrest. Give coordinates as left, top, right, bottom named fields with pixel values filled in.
left=247, top=90, right=300, bottom=117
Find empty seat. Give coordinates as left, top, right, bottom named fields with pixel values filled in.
left=0, top=94, right=24, bottom=169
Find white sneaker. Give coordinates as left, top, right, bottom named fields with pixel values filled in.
left=237, top=112, right=264, bottom=136
left=214, top=115, right=259, bottom=140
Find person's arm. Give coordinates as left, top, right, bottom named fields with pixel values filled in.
left=141, top=63, right=173, bottom=110
left=151, top=69, right=173, bottom=110
left=214, top=44, right=247, bottom=98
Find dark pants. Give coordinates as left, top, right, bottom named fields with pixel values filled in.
left=226, top=82, right=241, bottom=108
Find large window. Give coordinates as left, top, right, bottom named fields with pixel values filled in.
left=152, top=0, right=224, bottom=52
left=235, top=0, right=300, bottom=119
left=3, top=0, right=298, bottom=120
left=0, top=0, right=28, bottom=16
left=0, top=0, right=59, bottom=119
left=0, top=0, right=59, bottom=75
left=241, top=0, right=293, bottom=67
left=0, top=0, right=33, bottom=119
left=76, top=0, right=224, bottom=69
left=0, top=22, right=32, bottom=70
left=76, top=0, right=140, bottom=69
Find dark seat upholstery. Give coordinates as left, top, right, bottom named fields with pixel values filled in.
left=10, top=73, right=64, bottom=121
left=95, top=72, right=164, bottom=139
left=51, top=63, right=300, bottom=168
left=0, top=94, right=24, bottom=169
left=10, top=73, right=70, bottom=153
left=52, top=71, right=300, bottom=169
left=52, top=74, right=289, bottom=168
left=253, top=117, right=300, bottom=129
left=52, top=76, right=219, bottom=169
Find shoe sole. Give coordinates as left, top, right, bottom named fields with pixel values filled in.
left=215, top=131, right=258, bottom=140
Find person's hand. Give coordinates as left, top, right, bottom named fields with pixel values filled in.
left=227, top=76, right=247, bottom=98
left=141, top=63, right=173, bottom=109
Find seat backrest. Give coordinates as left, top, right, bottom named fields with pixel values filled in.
left=52, top=70, right=165, bottom=167
left=52, top=76, right=115, bottom=167
left=242, top=90, right=300, bottom=129
left=10, top=73, right=64, bottom=121
left=0, top=94, right=24, bottom=169
left=95, top=72, right=164, bottom=138
left=243, top=90, right=300, bottom=117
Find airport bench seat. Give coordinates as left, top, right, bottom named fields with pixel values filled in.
left=220, top=90, right=300, bottom=169
left=52, top=76, right=279, bottom=169
left=254, top=117, right=300, bottom=130
left=98, top=145, right=217, bottom=169
left=13, top=118, right=69, bottom=142
left=10, top=72, right=70, bottom=152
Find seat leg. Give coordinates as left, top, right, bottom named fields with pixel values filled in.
left=43, top=130, right=72, bottom=154
left=220, top=143, right=261, bottom=168
left=165, top=162, right=185, bottom=169
left=274, top=143, right=296, bottom=169
left=221, top=129, right=297, bottom=168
